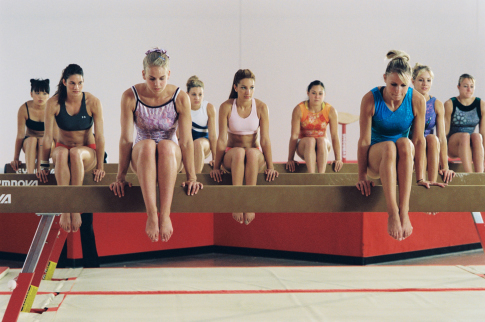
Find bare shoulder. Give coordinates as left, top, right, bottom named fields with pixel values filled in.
left=84, top=92, right=101, bottom=107
left=361, top=91, right=375, bottom=107
left=175, top=87, right=189, bottom=104
left=254, top=98, right=267, bottom=110
left=412, top=89, right=425, bottom=105
left=46, top=95, right=60, bottom=111
left=122, top=87, right=136, bottom=101
left=443, top=97, right=453, bottom=107
left=219, top=99, right=233, bottom=111
left=206, top=102, right=216, bottom=115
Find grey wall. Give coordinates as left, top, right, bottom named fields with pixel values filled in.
left=1, top=0, right=484, bottom=167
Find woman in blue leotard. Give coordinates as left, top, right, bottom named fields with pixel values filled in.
left=444, top=74, right=485, bottom=173
left=356, top=50, right=445, bottom=242
left=411, top=63, right=455, bottom=183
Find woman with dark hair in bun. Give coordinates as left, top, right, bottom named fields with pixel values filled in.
left=11, top=79, right=54, bottom=173
left=286, top=80, right=342, bottom=173
left=210, top=69, right=278, bottom=225
left=356, top=50, right=445, bottom=242
left=38, top=64, right=106, bottom=234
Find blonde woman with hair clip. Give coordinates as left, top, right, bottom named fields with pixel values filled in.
left=444, top=74, right=485, bottom=173
left=410, top=63, right=455, bottom=183
left=185, top=75, right=217, bottom=173
left=110, top=47, right=203, bottom=243
left=210, top=69, right=278, bottom=225
left=356, top=50, right=445, bottom=242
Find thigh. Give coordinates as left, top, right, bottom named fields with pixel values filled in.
left=75, top=146, right=97, bottom=172
left=131, top=139, right=157, bottom=174
left=367, top=141, right=396, bottom=178
left=296, top=137, right=315, bottom=159
left=157, top=139, right=182, bottom=172
left=195, top=138, right=211, bottom=157
left=222, top=147, right=245, bottom=171
left=447, top=133, right=466, bottom=158
left=51, top=146, right=69, bottom=165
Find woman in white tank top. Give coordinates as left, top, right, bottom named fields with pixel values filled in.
left=186, top=76, right=217, bottom=173
left=210, top=69, right=278, bottom=225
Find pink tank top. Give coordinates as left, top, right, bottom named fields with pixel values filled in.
left=227, top=98, right=259, bottom=135
left=132, top=86, right=180, bottom=145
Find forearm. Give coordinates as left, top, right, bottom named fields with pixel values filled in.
left=117, top=139, right=132, bottom=179
left=180, top=139, right=197, bottom=181
left=41, top=135, right=53, bottom=161
left=260, top=139, right=274, bottom=169
left=439, top=138, right=449, bottom=169
left=213, top=139, right=227, bottom=169
left=331, top=136, right=342, bottom=161
left=414, top=138, right=426, bottom=180
left=357, top=143, right=369, bottom=180
left=209, top=136, right=217, bottom=161
left=13, top=138, right=23, bottom=160
left=287, top=137, right=298, bottom=161
left=95, top=136, right=105, bottom=170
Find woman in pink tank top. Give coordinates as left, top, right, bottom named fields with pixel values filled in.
left=110, top=48, right=202, bottom=243
left=210, top=69, right=278, bottom=225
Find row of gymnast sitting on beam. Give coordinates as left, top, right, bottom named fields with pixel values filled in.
left=8, top=47, right=485, bottom=244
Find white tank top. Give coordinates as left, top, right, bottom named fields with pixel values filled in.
left=191, top=100, right=209, bottom=133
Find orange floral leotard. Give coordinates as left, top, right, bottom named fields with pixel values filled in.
left=298, top=101, right=331, bottom=138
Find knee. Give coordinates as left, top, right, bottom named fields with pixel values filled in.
left=381, top=141, right=397, bottom=161
left=69, top=148, right=83, bottom=164
left=245, top=148, right=261, bottom=163
left=396, top=138, right=413, bottom=158
left=193, top=139, right=203, bottom=151
left=157, top=141, right=177, bottom=158
left=231, top=148, right=246, bottom=163
left=304, top=137, right=316, bottom=149
left=24, top=137, right=37, bottom=148
left=55, top=148, right=69, bottom=163
left=426, top=134, right=438, bottom=150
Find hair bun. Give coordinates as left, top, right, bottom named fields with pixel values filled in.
left=44, top=79, right=49, bottom=85
left=30, top=79, right=35, bottom=85
left=386, top=50, right=410, bottom=62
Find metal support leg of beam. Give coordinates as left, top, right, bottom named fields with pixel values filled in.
left=471, top=212, right=485, bottom=254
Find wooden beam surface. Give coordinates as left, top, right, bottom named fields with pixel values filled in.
left=2, top=173, right=485, bottom=186
left=0, top=185, right=483, bottom=213
left=4, top=162, right=471, bottom=174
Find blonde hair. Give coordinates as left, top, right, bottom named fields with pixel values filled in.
left=186, top=75, right=204, bottom=93
left=412, top=63, right=434, bottom=80
left=385, top=50, right=412, bottom=84
left=458, top=74, right=475, bottom=86
left=143, top=47, right=170, bottom=71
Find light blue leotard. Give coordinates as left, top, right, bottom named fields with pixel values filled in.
left=371, top=86, right=414, bottom=146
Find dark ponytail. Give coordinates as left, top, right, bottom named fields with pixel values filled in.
left=30, top=79, right=50, bottom=94
left=229, top=69, right=256, bottom=99
left=55, top=64, right=84, bottom=104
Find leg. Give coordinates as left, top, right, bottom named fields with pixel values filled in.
left=132, top=140, right=159, bottom=242
left=193, top=138, right=210, bottom=174
left=69, top=147, right=97, bottom=233
left=395, top=138, right=415, bottom=239
left=80, top=213, right=99, bottom=268
left=368, top=141, right=402, bottom=240
left=315, top=137, right=330, bottom=173
left=52, top=147, right=72, bottom=232
left=157, top=140, right=182, bottom=242
left=243, top=148, right=265, bottom=225
left=22, top=137, right=38, bottom=174
left=448, top=133, right=473, bottom=172
left=426, top=134, right=439, bottom=182
left=470, top=133, right=484, bottom=173
left=296, top=137, right=317, bottom=173
left=223, top=148, right=246, bottom=223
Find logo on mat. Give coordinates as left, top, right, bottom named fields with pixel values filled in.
left=0, top=194, right=11, bottom=204
left=1, top=180, right=38, bottom=186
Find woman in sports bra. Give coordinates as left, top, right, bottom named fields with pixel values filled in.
left=38, top=64, right=106, bottom=234
left=186, top=75, right=217, bottom=173
left=356, top=50, right=444, bottom=242
left=110, top=48, right=202, bottom=243
left=286, top=80, right=342, bottom=173
left=410, top=64, right=454, bottom=183
left=11, top=79, right=54, bottom=173
left=210, top=69, right=278, bottom=225
left=444, top=74, right=485, bottom=173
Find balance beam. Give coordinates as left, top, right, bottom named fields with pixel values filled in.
left=0, top=185, right=484, bottom=213
left=2, top=173, right=485, bottom=187
left=4, top=162, right=471, bottom=174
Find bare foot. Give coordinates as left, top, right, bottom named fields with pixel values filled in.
left=387, top=214, right=403, bottom=241
left=243, top=213, right=255, bottom=225
left=159, top=216, right=173, bottom=242
left=232, top=213, right=244, bottom=224
left=60, top=213, right=71, bottom=233
left=71, top=213, right=82, bottom=233
left=146, top=213, right=159, bottom=242
left=401, top=216, right=413, bottom=239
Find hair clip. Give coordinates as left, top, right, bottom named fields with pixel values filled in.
left=145, top=48, right=170, bottom=59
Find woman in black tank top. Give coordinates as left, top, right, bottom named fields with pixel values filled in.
left=11, top=79, right=51, bottom=173
left=38, top=64, right=106, bottom=234
left=444, top=74, right=485, bottom=173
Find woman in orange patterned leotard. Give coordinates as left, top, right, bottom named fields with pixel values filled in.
left=286, top=80, right=342, bottom=173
